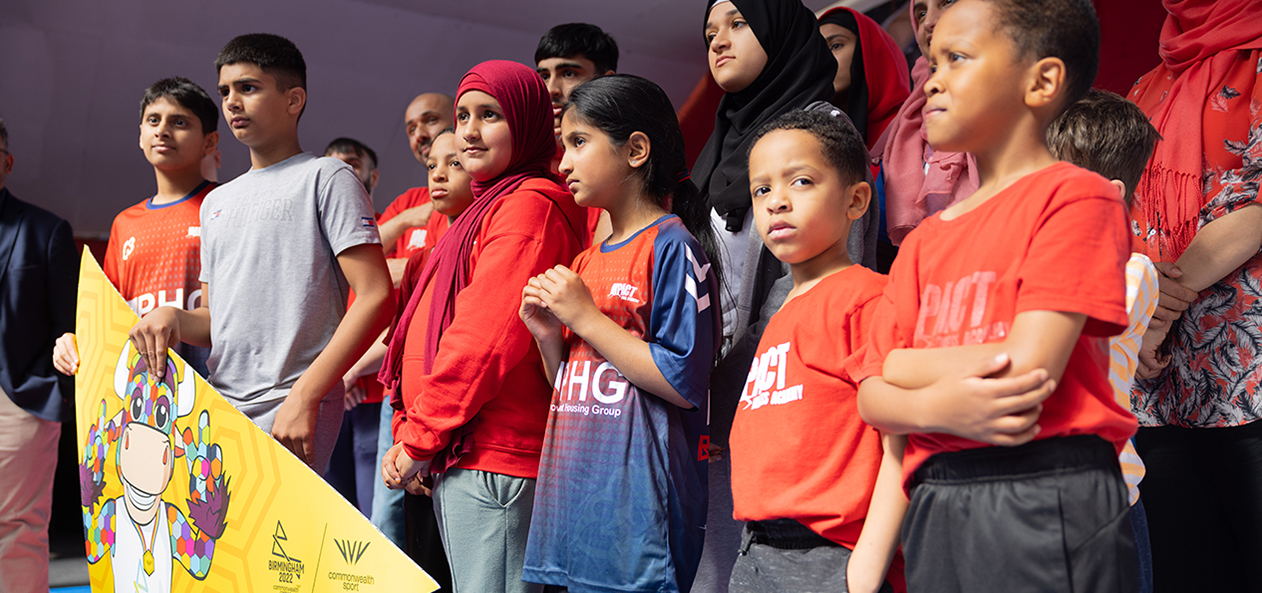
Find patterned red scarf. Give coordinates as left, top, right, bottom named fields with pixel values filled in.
left=1131, top=0, right=1262, bottom=259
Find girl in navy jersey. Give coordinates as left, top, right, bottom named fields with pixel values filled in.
left=518, top=74, right=722, bottom=593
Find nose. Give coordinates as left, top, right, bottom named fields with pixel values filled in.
left=462, top=117, right=480, bottom=143
left=223, top=90, right=241, bottom=113
left=924, top=4, right=943, bottom=35
left=546, top=77, right=563, bottom=100
left=557, top=148, right=574, bottom=177
left=765, top=188, right=790, bottom=212
left=430, top=165, right=447, bottom=183
left=709, top=30, right=729, bottom=54
left=923, top=67, right=944, bottom=97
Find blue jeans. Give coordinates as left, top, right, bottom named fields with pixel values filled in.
left=370, top=401, right=405, bottom=547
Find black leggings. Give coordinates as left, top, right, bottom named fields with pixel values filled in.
left=1135, top=422, right=1262, bottom=593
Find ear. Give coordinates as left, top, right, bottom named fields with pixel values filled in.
left=626, top=131, right=651, bottom=170
left=370, top=169, right=380, bottom=190
left=202, top=131, right=220, bottom=156
left=1025, top=56, right=1066, bottom=110
left=846, top=181, right=872, bottom=221
left=3, top=152, right=13, bottom=175
left=1109, top=179, right=1127, bottom=201
left=287, top=86, right=307, bottom=117
left=602, top=70, right=615, bottom=77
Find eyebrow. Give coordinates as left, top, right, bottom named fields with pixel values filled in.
left=779, top=164, right=817, bottom=177
left=704, top=8, right=741, bottom=30
left=218, top=76, right=261, bottom=90
left=142, top=109, right=186, bottom=118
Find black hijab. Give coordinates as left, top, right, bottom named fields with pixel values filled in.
left=693, top=0, right=838, bottom=232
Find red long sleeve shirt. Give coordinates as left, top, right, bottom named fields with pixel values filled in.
left=396, top=179, right=585, bottom=478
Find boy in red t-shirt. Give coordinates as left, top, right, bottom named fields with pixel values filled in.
left=853, top=1, right=1139, bottom=591
left=728, top=109, right=906, bottom=593
left=52, top=77, right=219, bottom=378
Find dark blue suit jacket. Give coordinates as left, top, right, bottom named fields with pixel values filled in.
left=0, top=187, right=76, bottom=422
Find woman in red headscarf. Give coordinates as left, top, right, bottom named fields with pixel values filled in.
left=817, top=6, right=909, bottom=150
left=378, top=60, right=587, bottom=593
left=1126, top=2, right=1262, bottom=591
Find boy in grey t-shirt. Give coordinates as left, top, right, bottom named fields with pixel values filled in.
left=130, top=34, right=394, bottom=473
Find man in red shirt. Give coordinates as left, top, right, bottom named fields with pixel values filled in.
left=377, top=93, right=454, bottom=266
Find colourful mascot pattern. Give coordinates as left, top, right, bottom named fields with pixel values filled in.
left=81, top=343, right=230, bottom=593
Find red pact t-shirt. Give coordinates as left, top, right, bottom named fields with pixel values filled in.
left=856, top=162, right=1138, bottom=490
left=379, top=186, right=432, bottom=258
left=730, top=267, right=888, bottom=546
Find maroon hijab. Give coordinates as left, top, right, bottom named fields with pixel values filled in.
left=380, top=60, right=557, bottom=390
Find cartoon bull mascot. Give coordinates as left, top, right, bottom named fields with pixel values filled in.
left=81, top=343, right=230, bottom=592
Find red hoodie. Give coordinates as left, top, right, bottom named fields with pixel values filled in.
left=395, top=178, right=585, bottom=478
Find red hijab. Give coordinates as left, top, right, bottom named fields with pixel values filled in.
left=876, top=2, right=978, bottom=245
left=380, top=60, right=559, bottom=389
left=1131, top=0, right=1262, bottom=260
left=818, top=6, right=910, bottom=148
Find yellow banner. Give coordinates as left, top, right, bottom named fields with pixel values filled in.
left=74, top=249, right=436, bottom=593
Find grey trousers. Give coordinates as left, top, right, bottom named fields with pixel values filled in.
left=236, top=387, right=344, bottom=475
left=432, top=467, right=542, bottom=593
left=728, top=526, right=894, bottom=593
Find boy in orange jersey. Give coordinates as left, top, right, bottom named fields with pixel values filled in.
left=854, top=0, right=1139, bottom=591
left=53, top=77, right=219, bottom=377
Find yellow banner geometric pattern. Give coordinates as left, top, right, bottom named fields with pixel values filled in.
left=75, top=249, right=436, bottom=593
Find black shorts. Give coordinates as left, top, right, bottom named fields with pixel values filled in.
left=903, top=435, right=1138, bottom=593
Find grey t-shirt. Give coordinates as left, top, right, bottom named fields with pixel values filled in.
left=199, top=153, right=381, bottom=404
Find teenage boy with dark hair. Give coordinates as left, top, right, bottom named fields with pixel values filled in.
left=535, top=23, right=619, bottom=139
left=536, top=23, right=620, bottom=244
left=325, top=137, right=379, bottom=196
left=1047, top=88, right=1163, bottom=593
left=53, top=77, right=220, bottom=379
left=854, top=1, right=1141, bottom=591
left=130, top=34, right=395, bottom=474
